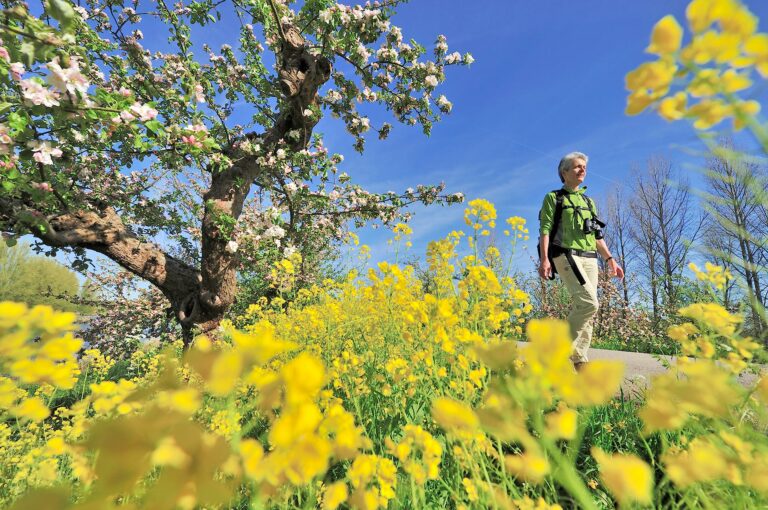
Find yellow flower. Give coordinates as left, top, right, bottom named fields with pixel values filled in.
left=640, top=360, right=741, bottom=432
left=240, top=438, right=265, bottom=480
left=323, top=481, right=349, bottom=510
left=462, top=477, right=479, bottom=502
left=667, top=322, right=699, bottom=342
left=157, top=388, right=201, bottom=414
left=545, top=407, right=578, bottom=440
left=431, top=397, right=479, bottom=434
left=647, top=15, right=683, bottom=55
left=207, top=349, right=243, bottom=396
left=678, top=302, right=741, bottom=336
left=626, top=89, right=657, bottom=116
left=592, top=447, right=653, bottom=505
left=12, top=396, right=50, bottom=422
left=569, top=361, right=625, bottom=406
left=625, top=59, right=677, bottom=93
left=151, top=436, right=190, bottom=468
left=282, top=352, right=326, bottom=405
left=662, top=437, right=728, bottom=487
left=658, top=92, right=687, bottom=120
left=504, top=450, right=550, bottom=484
left=687, top=98, right=730, bottom=129
left=348, top=455, right=397, bottom=509
left=39, top=334, right=83, bottom=361
left=732, top=100, right=760, bottom=130
left=745, top=33, right=768, bottom=77
left=269, top=401, right=323, bottom=448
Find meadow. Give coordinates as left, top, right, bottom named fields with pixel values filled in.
left=3, top=199, right=767, bottom=510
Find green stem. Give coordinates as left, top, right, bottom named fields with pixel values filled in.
left=532, top=412, right=599, bottom=510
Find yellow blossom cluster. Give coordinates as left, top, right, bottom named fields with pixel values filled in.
left=626, top=0, right=765, bottom=130
left=464, top=198, right=497, bottom=236
left=269, top=252, right=303, bottom=293
left=0, top=302, right=83, bottom=423
left=689, top=261, right=733, bottom=290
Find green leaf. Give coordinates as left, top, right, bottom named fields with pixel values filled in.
left=45, top=0, right=77, bottom=32
left=0, top=103, right=12, bottom=115
left=7, top=112, right=27, bottom=133
left=19, top=41, right=36, bottom=68
left=4, top=237, right=17, bottom=248
left=144, top=120, right=165, bottom=136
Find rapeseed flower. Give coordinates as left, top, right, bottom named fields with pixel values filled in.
left=592, top=447, right=653, bottom=505
left=647, top=15, right=684, bottom=54
left=431, top=397, right=479, bottom=434
left=323, top=481, right=349, bottom=509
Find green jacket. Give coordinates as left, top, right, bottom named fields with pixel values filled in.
left=538, top=186, right=598, bottom=251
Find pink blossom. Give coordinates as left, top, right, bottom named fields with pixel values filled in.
left=185, top=123, right=208, bottom=133
left=10, top=62, right=25, bottom=81
left=181, top=135, right=203, bottom=148
left=20, top=79, right=60, bottom=107
left=0, top=124, right=12, bottom=154
left=194, top=84, right=205, bottom=103
left=130, top=102, right=158, bottom=121
left=31, top=181, right=53, bottom=192
left=0, top=47, right=9, bottom=63
left=27, top=140, right=63, bottom=165
left=45, top=57, right=90, bottom=99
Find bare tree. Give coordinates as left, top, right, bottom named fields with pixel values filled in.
left=700, top=143, right=768, bottom=335
left=602, top=184, right=635, bottom=308
left=629, top=156, right=703, bottom=320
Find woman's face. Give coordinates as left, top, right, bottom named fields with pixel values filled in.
left=564, top=158, right=587, bottom=188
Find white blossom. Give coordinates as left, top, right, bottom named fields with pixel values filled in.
left=264, top=225, right=286, bottom=239
left=225, top=240, right=239, bottom=254
left=20, top=80, right=60, bottom=107
left=27, top=140, right=63, bottom=165
left=445, top=52, right=462, bottom=64
left=319, top=8, right=332, bottom=23
left=424, top=75, right=438, bottom=87
left=130, top=102, right=158, bottom=121
left=436, top=94, right=452, bottom=112
left=195, top=84, right=205, bottom=103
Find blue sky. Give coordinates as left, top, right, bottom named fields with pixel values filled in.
left=42, top=0, right=768, bottom=281
left=317, top=0, right=768, bottom=267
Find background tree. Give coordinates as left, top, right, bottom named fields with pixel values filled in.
left=629, top=156, right=702, bottom=323
left=0, top=241, right=90, bottom=311
left=601, top=184, right=635, bottom=310
left=700, top=142, right=768, bottom=334
left=0, top=0, right=469, bottom=343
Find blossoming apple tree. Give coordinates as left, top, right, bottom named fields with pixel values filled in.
left=0, top=0, right=470, bottom=342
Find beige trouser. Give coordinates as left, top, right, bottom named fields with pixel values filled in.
left=553, top=254, right=599, bottom=364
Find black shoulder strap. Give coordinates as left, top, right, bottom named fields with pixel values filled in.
left=550, top=189, right=566, bottom=244
left=584, top=195, right=596, bottom=217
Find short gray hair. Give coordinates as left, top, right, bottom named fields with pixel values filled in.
left=558, top=152, right=588, bottom=183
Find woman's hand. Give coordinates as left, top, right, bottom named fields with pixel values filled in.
left=539, top=259, right=553, bottom=280
left=608, top=259, right=624, bottom=279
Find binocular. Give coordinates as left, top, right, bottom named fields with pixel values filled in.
left=583, top=218, right=606, bottom=239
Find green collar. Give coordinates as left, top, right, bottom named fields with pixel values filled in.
left=562, top=185, right=587, bottom=195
